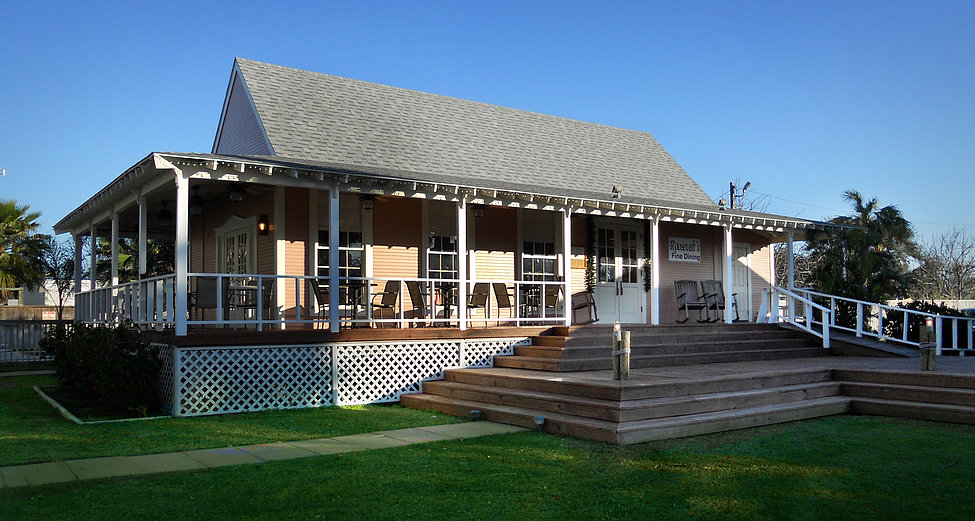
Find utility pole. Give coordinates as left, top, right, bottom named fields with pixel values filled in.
left=729, top=181, right=751, bottom=209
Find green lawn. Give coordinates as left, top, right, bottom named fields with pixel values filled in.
left=0, top=374, right=463, bottom=466
left=3, top=415, right=975, bottom=520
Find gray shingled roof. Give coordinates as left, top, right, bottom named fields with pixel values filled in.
left=234, top=58, right=717, bottom=210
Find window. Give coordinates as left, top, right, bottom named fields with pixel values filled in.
left=427, top=234, right=457, bottom=281
left=522, top=211, right=558, bottom=281
left=316, top=230, right=363, bottom=278
left=316, top=194, right=364, bottom=279
left=522, top=240, right=557, bottom=281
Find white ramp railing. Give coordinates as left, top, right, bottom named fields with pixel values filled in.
left=760, top=286, right=832, bottom=348
left=790, top=289, right=975, bottom=356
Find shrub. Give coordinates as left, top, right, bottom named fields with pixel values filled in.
left=883, top=301, right=971, bottom=349
left=40, top=322, right=161, bottom=416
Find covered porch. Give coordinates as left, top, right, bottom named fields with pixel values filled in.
left=56, top=153, right=828, bottom=337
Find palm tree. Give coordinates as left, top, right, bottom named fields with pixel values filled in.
left=805, top=190, right=917, bottom=327
left=0, top=199, right=49, bottom=300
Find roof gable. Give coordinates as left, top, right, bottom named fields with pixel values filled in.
left=212, top=63, right=273, bottom=156
left=230, top=58, right=716, bottom=209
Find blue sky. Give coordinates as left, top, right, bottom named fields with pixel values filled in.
left=1, top=1, right=972, bottom=242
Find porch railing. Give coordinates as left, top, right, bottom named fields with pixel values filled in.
left=792, top=288, right=975, bottom=356
left=0, top=320, right=68, bottom=363
left=760, top=286, right=832, bottom=348
left=75, top=274, right=178, bottom=329
left=75, top=273, right=567, bottom=331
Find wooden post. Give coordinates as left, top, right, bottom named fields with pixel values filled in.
left=620, top=330, right=630, bottom=380
left=612, top=322, right=621, bottom=380
left=920, top=317, right=937, bottom=371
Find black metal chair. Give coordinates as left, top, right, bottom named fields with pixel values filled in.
left=405, top=280, right=429, bottom=327
left=674, top=280, right=710, bottom=323
left=467, top=282, right=491, bottom=322
left=371, top=280, right=401, bottom=328
left=492, top=282, right=515, bottom=326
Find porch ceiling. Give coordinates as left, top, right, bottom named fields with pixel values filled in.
left=54, top=151, right=840, bottom=237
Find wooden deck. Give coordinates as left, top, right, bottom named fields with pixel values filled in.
left=402, top=324, right=975, bottom=444
left=149, top=325, right=551, bottom=347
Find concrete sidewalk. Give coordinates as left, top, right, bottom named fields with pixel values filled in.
left=0, top=421, right=526, bottom=488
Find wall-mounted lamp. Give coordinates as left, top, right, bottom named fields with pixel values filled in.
left=472, top=205, right=485, bottom=218
left=190, top=186, right=203, bottom=215
left=229, top=186, right=246, bottom=203
left=257, top=215, right=269, bottom=235
left=360, top=195, right=375, bottom=211
left=156, top=201, right=173, bottom=227
left=611, top=185, right=622, bottom=199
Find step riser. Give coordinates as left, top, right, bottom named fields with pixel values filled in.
left=444, top=369, right=622, bottom=400
left=445, top=367, right=834, bottom=401
left=849, top=399, right=975, bottom=425
left=552, top=339, right=816, bottom=358
left=421, top=381, right=621, bottom=422
left=622, top=383, right=842, bottom=422
left=618, top=400, right=851, bottom=445
left=564, top=323, right=784, bottom=336
left=841, top=383, right=975, bottom=407
left=500, top=347, right=828, bottom=372
left=422, top=380, right=842, bottom=423
left=400, top=394, right=617, bottom=443
left=564, top=331, right=802, bottom=348
left=833, top=369, right=975, bottom=391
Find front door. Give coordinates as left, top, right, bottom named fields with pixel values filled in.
left=732, top=243, right=751, bottom=321
left=593, top=224, right=645, bottom=324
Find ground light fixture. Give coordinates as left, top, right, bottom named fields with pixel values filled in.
left=470, top=409, right=482, bottom=420
left=533, top=415, right=546, bottom=433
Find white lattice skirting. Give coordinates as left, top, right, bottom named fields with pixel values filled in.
left=156, top=337, right=528, bottom=417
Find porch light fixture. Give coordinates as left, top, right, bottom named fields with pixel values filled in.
left=229, top=186, right=246, bottom=202
left=257, top=215, right=269, bottom=235
left=612, top=185, right=622, bottom=199
left=156, top=201, right=173, bottom=227
left=360, top=195, right=375, bottom=211
left=472, top=205, right=485, bottom=218
left=190, top=186, right=204, bottom=215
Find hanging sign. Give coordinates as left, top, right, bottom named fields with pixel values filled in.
left=668, top=237, right=701, bottom=263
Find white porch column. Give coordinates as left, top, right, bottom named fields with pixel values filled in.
left=786, top=230, right=795, bottom=290
left=723, top=223, right=734, bottom=324
left=328, top=185, right=340, bottom=333
left=274, top=186, right=286, bottom=324
left=562, top=209, right=572, bottom=327
left=174, top=173, right=190, bottom=336
left=137, top=196, right=147, bottom=277
left=110, top=209, right=119, bottom=288
left=72, top=233, right=83, bottom=294
left=650, top=216, right=661, bottom=325
left=89, top=222, right=97, bottom=289
left=457, top=199, right=468, bottom=331
left=308, top=190, right=319, bottom=316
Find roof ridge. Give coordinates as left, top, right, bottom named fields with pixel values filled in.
left=233, top=57, right=665, bottom=140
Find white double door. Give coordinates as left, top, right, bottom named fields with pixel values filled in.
left=593, top=223, right=645, bottom=324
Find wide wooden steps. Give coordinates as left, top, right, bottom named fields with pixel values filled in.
left=494, top=323, right=828, bottom=372
left=836, top=369, right=975, bottom=424
left=401, top=360, right=975, bottom=445
left=401, top=366, right=854, bottom=445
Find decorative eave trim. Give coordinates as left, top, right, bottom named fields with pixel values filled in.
left=55, top=152, right=840, bottom=236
